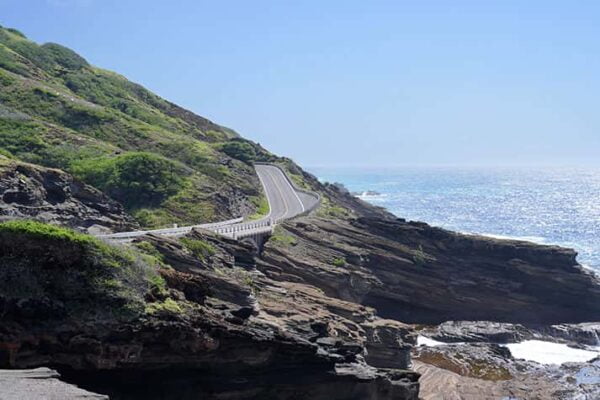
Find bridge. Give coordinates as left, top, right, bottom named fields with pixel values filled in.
left=97, top=163, right=320, bottom=246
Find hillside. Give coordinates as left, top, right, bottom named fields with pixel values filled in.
left=0, top=25, right=283, bottom=228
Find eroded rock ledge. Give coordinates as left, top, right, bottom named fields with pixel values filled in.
left=261, top=214, right=600, bottom=325
left=0, top=227, right=419, bottom=399
left=0, top=158, right=137, bottom=234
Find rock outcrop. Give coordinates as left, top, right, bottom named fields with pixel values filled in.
left=0, top=158, right=137, bottom=233
left=261, top=214, right=600, bottom=325
left=421, top=320, right=600, bottom=347
left=0, top=368, right=108, bottom=400
left=413, top=341, right=600, bottom=400
left=0, top=225, right=419, bottom=399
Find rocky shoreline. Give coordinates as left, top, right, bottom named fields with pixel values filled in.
left=1, top=167, right=600, bottom=399
left=414, top=321, right=600, bottom=399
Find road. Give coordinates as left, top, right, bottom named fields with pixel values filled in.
left=97, top=164, right=319, bottom=242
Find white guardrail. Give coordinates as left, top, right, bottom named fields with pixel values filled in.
left=97, top=217, right=244, bottom=240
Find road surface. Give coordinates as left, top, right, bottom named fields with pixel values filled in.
left=98, top=164, right=319, bottom=242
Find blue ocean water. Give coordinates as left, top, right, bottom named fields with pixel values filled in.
left=309, top=166, right=600, bottom=273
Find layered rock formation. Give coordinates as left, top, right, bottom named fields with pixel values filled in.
left=0, top=224, right=419, bottom=399
left=0, top=157, right=137, bottom=233
left=261, top=211, right=600, bottom=325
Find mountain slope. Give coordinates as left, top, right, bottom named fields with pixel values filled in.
left=0, top=25, right=280, bottom=228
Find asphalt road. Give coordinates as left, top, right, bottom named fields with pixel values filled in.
left=98, top=164, right=318, bottom=241
left=254, top=164, right=306, bottom=223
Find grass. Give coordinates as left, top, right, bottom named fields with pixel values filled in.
left=145, top=298, right=183, bottom=315
left=180, top=237, right=216, bottom=261
left=134, top=240, right=165, bottom=262
left=0, top=219, right=100, bottom=246
left=247, top=195, right=270, bottom=220
left=317, top=196, right=352, bottom=219
left=331, top=257, right=347, bottom=268
left=269, top=226, right=297, bottom=247
left=412, top=245, right=436, bottom=267
left=0, top=220, right=166, bottom=321
left=415, top=351, right=512, bottom=381
left=413, top=245, right=427, bottom=266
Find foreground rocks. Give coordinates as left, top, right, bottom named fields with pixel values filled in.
left=0, top=368, right=107, bottom=399
left=0, top=226, right=419, bottom=399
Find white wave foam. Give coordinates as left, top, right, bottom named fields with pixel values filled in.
left=464, top=232, right=547, bottom=244
left=417, top=335, right=449, bottom=347
left=355, top=192, right=388, bottom=201
left=503, top=340, right=599, bottom=365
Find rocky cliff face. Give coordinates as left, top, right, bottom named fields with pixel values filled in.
left=260, top=188, right=600, bottom=325
left=0, top=224, right=419, bottom=399
left=0, top=158, right=137, bottom=233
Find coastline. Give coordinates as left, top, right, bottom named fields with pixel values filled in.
left=312, top=166, right=600, bottom=273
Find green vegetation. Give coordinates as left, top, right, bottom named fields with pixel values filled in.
left=220, top=140, right=256, bottom=163
left=248, top=195, right=269, bottom=220
left=0, top=25, right=290, bottom=227
left=5, top=28, right=26, bottom=39
left=0, top=220, right=165, bottom=321
left=416, top=351, right=512, bottom=381
left=0, top=219, right=98, bottom=246
left=317, top=196, right=352, bottom=219
left=269, top=227, right=298, bottom=247
left=180, top=237, right=216, bottom=261
left=412, top=245, right=433, bottom=267
left=331, top=257, right=347, bottom=268
left=145, top=298, right=183, bottom=316
left=71, top=152, right=185, bottom=209
left=42, top=42, right=89, bottom=70
left=134, top=240, right=165, bottom=262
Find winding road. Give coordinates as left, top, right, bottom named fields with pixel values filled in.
left=98, top=164, right=319, bottom=242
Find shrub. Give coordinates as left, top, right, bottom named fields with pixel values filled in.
left=71, top=152, right=185, bottom=209
left=412, top=245, right=427, bottom=266
left=0, top=119, right=47, bottom=156
left=41, top=43, right=89, bottom=70
left=145, top=298, right=182, bottom=315
left=180, top=237, right=216, bottom=261
left=0, top=220, right=159, bottom=321
left=332, top=257, right=347, bottom=268
left=134, top=240, right=164, bottom=262
left=220, top=140, right=256, bottom=163
left=6, top=28, right=26, bottom=39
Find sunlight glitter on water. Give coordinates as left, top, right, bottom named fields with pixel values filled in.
left=311, top=166, right=600, bottom=273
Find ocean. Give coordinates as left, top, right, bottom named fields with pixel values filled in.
left=309, top=166, right=600, bottom=274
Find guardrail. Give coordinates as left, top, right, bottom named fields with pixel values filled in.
left=97, top=217, right=244, bottom=240
left=213, top=219, right=273, bottom=235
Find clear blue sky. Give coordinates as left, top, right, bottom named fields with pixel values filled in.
left=3, top=0, right=600, bottom=167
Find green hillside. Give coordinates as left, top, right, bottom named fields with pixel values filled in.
left=0, top=25, right=279, bottom=228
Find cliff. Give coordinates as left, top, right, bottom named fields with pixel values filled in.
left=0, top=221, right=419, bottom=399
left=0, top=157, right=137, bottom=233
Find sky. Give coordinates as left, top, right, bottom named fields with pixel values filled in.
left=2, top=0, right=600, bottom=167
